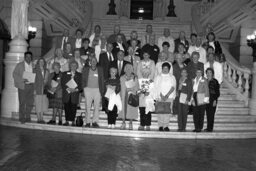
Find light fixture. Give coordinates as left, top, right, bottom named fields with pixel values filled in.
left=246, top=30, right=256, bottom=62
left=138, top=8, right=144, bottom=13
left=27, top=25, right=37, bottom=50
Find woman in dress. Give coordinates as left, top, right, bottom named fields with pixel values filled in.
left=119, top=64, right=139, bottom=130
left=47, top=62, right=63, bottom=125
left=137, top=51, right=156, bottom=131
left=34, top=58, right=49, bottom=123
left=205, top=67, right=220, bottom=132
left=154, top=62, right=176, bottom=131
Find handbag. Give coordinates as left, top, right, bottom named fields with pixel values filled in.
left=76, top=112, right=85, bottom=127
left=44, top=87, right=55, bottom=99
left=155, top=101, right=172, bottom=114
left=128, top=93, right=139, bottom=107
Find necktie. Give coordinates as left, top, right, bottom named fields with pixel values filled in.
left=118, top=61, right=122, bottom=75
left=130, top=55, right=133, bottom=64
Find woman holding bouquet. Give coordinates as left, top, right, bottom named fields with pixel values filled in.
left=47, top=62, right=63, bottom=125
left=119, top=64, right=139, bottom=130
left=137, top=50, right=156, bottom=131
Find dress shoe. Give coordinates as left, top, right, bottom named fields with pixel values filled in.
left=177, top=129, right=182, bottom=132
left=58, top=121, right=62, bottom=125
left=159, top=127, right=164, bottom=131
left=63, top=122, right=69, bottom=126
left=138, top=126, right=144, bottom=131
left=129, top=122, right=133, bottom=130
left=146, top=126, right=150, bottom=131
left=164, top=127, right=170, bottom=132
left=92, top=122, right=100, bottom=128
left=71, top=122, right=76, bottom=126
left=196, top=129, right=201, bottom=133
left=47, top=120, right=56, bottom=125
left=84, top=123, right=91, bottom=128
left=192, top=129, right=197, bottom=132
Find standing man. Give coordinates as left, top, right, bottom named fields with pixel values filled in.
left=112, top=34, right=127, bottom=60
left=158, top=28, right=175, bottom=53
left=56, top=29, right=71, bottom=50
left=174, top=31, right=189, bottom=53
left=99, top=43, right=115, bottom=80
left=82, top=57, right=105, bottom=128
left=142, top=35, right=160, bottom=64
left=13, top=51, right=35, bottom=123
left=110, top=50, right=130, bottom=77
left=107, top=25, right=127, bottom=46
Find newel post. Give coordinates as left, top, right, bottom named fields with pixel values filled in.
left=249, top=62, right=256, bottom=115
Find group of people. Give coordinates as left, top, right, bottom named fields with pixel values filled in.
left=13, top=24, right=224, bottom=132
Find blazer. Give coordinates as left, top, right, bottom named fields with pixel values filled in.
left=191, top=77, right=209, bottom=105
left=34, top=68, right=49, bottom=95
left=112, top=42, right=127, bottom=60
left=55, top=36, right=72, bottom=49
left=186, top=61, right=204, bottom=80
left=81, top=66, right=105, bottom=96
left=204, top=61, right=223, bottom=84
left=13, top=61, right=34, bottom=90
left=61, top=71, right=82, bottom=104
left=207, top=41, right=222, bottom=55
left=110, top=60, right=130, bottom=78
left=174, top=38, right=189, bottom=53
left=99, top=52, right=114, bottom=80
left=208, top=78, right=220, bottom=102
left=178, top=78, right=193, bottom=103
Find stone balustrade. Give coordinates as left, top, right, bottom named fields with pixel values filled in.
left=222, top=45, right=252, bottom=107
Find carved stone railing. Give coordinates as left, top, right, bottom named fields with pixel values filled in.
left=222, top=45, right=252, bottom=106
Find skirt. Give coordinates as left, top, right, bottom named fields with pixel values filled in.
left=49, top=97, right=63, bottom=109
left=35, top=95, right=49, bottom=113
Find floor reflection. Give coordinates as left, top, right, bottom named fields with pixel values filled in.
left=0, top=126, right=256, bottom=171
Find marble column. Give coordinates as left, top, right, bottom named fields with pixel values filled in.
left=249, top=62, right=256, bottom=115
left=1, top=0, right=29, bottom=118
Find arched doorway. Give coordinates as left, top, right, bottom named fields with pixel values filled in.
left=0, top=18, right=11, bottom=96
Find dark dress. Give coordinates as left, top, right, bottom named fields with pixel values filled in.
left=48, top=72, right=63, bottom=109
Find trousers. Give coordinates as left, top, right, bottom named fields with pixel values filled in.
left=139, top=107, right=152, bottom=126
left=64, top=97, right=77, bottom=122
left=178, top=103, right=189, bottom=130
left=206, top=100, right=217, bottom=131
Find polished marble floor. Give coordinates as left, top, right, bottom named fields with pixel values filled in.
left=0, top=126, right=256, bottom=171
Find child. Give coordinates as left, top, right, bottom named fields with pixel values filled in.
left=105, top=67, right=121, bottom=129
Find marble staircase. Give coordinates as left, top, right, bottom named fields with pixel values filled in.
left=1, top=85, right=256, bottom=139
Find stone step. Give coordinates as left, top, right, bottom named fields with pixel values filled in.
left=216, top=108, right=249, bottom=115
left=1, top=119, right=256, bottom=139
left=24, top=111, right=256, bottom=122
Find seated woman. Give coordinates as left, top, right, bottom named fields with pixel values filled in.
left=190, top=69, right=209, bottom=132
left=205, top=67, right=220, bottom=132
left=177, top=68, right=193, bottom=132
left=34, top=58, right=49, bottom=124
left=61, top=60, right=82, bottom=126
left=155, top=52, right=173, bottom=77
left=47, top=62, right=63, bottom=125
left=137, top=51, right=156, bottom=131
left=154, top=62, right=176, bottom=131
left=119, top=64, right=139, bottom=130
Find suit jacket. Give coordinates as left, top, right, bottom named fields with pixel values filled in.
left=187, top=61, right=204, bottom=80
left=81, top=66, right=105, bottom=96
left=99, top=52, right=114, bottom=80
left=208, top=78, right=220, bottom=102
left=110, top=60, right=130, bottom=78
left=80, top=46, right=95, bottom=56
left=61, top=71, right=82, bottom=104
left=13, top=61, right=34, bottom=90
left=46, top=72, right=63, bottom=98
left=207, top=41, right=222, bottom=55
left=70, top=37, right=83, bottom=49
left=191, top=77, right=209, bottom=105
left=107, top=33, right=127, bottom=46
left=112, top=42, right=127, bottom=60
left=56, top=36, right=72, bottom=49
left=178, top=78, right=193, bottom=103
left=204, top=61, right=223, bottom=84
left=174, top=38, right=189, bottom=53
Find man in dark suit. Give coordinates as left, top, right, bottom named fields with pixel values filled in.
left=174, top=31, right=189, bottom=53
left=110, top=50, right=130, bottom=78
left=107, top=24, right=127, bottom=46
left=112, top=34, right=127, bottom=60
left=82, top=57, right=105, bottom=128
left=99, top=43, right=114, bottom=80
left=70, top=29, right=83, bottom=49
left=56, top=29, right=72, bottom=50
left=80, top=38, right=95, bottom=56
left=187, top=51, right=204, bottom=80
left=141, top=35, right=160, bottom=64
left=61, top=60, right=82, bottom=126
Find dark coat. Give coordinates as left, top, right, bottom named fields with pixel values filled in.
left=206, top=41, right=222, bottom=56
left=98, top=52, right=114, bottom=80
left=81, top=66, right=105, bottom=96
left=61, top=71, right=82, bottom=104
left=178, top=78, right=193, bottom=102
left=186, top=61, right=204, bottom=80
left=174, top=38, right=189, bottom=53
left=141, top=44, right=160, bottom=64
left=109, top=60, right=131, bottom=78
left=208, top=78, right=220, bottom=102
left=112, top=42, right=127, bottom=60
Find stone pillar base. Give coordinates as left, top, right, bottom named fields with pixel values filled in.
left=249, top=99, right=256, bottom=115
left=1, top=35, right=28, bottom=118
